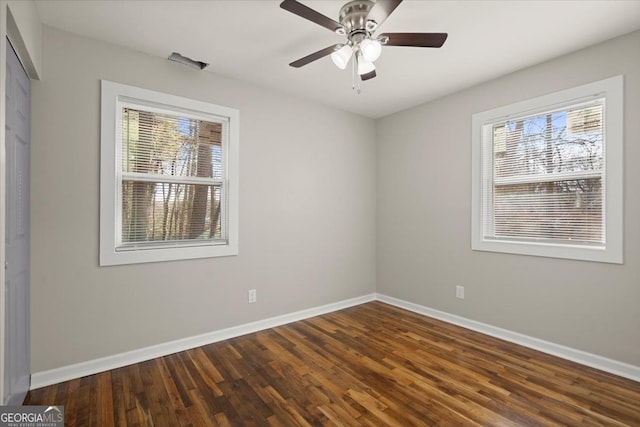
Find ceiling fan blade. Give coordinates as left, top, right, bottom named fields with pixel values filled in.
left=280, top=0, right=345, bottom=34
left=360, top=70, right=377, bottom=81
left=367, top=0, right=403, bottom=29
left=289, top=44, right=341, bottom=68
left=380, top=32, right=448, bottom=48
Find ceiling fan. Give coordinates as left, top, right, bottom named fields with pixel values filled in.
left=280, top=0, right=448, bottom=84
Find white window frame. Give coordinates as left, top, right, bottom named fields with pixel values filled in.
left=100, top=80, right=239, bottom=266
left=471, top=75, right=623, bottom=264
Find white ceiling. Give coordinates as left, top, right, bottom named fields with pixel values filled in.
left=35, top=0, right=640, bottom=118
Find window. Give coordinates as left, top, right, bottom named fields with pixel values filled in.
left=471, top=76, right=623, bottom=263
left=100, top=80, right=239, bottom=265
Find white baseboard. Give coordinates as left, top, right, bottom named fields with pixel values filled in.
left=30, top=293, right=376, bottom=390
left=31, top=292, right=640, bottom=389
left=376, top=293, right=640, bottom=383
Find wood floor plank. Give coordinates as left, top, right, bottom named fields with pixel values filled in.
left=99, top=371, right=115, bottom=426
left=24, top=302, right=640, bottom=426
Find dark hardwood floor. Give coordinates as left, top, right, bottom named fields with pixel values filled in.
left=25, top=302, right=640, bottom=426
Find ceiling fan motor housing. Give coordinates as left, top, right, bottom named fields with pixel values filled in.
left=338, top=0, right=376, bottom=43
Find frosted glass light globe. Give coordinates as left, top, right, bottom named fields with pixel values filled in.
left=331, top=45, right=353, bottom=69
left=360, top=38, right=382, bottom=62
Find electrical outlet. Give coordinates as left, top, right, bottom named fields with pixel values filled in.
left=456, top=285, right=465, bottom=300
left=248, top=289, right=257, bottom=304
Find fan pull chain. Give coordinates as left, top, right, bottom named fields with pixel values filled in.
left=352, top=56, right=356, bottom=91
left=352, top=55, right=361, bottom=94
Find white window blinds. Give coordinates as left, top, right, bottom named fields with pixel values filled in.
left=482, top=100, right=605, bottom=245
left=118, top=106, right=227, bottom=250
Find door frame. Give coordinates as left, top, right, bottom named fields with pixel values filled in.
left=0, top=1, right=41, bottom=403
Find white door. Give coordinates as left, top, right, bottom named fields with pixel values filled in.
left=4, top=37, right=31, bottom=405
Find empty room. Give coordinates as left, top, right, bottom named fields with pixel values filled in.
left=1, top=0, right=640, bottom=425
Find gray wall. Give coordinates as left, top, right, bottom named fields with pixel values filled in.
left=31, top=25, right=640, bottom=373
left=376, top=30, right=640, bottom=366
left=30, top=27, right=376, bottom=372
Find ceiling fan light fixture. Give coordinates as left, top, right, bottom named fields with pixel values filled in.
left=360, top=38, right=382, bottom=62
left=357, top=55, right=375, bottom=76
left=331, top=44, right=353, bottom=69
